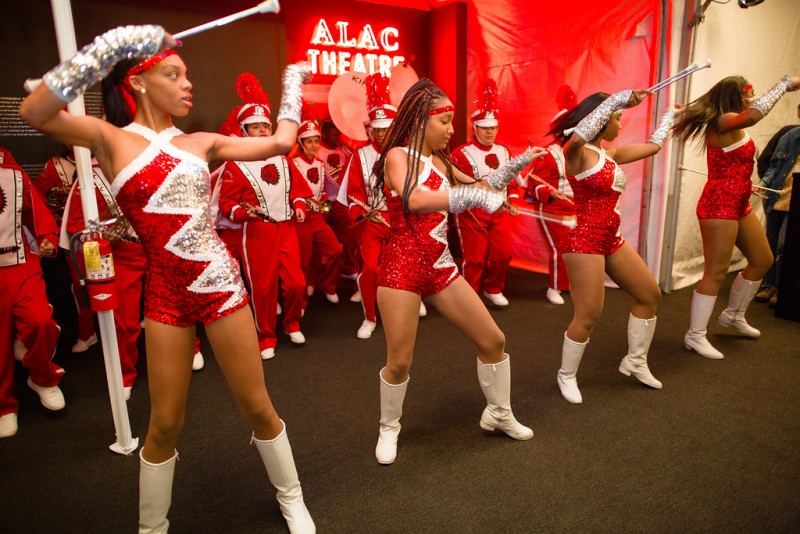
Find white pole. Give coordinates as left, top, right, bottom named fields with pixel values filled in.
left=50, top=0, right=138, bottom=456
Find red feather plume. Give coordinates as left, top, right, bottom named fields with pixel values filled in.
left=235, top=72, right=270, bottom=107
left=475, top=79, right=499, bottom=113
left=366, top=73, right=391, bottom=110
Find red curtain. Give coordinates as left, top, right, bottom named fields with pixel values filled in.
left=466, top=0, right=666, bottom=272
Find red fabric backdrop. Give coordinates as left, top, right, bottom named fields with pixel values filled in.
left=466, top=0, right=665, bottom=272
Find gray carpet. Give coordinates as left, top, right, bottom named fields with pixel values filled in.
left=2, top=268, right=799, bottom=533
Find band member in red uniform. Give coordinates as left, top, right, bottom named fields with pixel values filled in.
left=526, top=86, right=579, bottom=305
left=340, top=73, right=395, bottom=339
left=0, top=148, right=65, bottom=438
left=373, top=79, right=542, bottom=465
left=218, top=73, right=312, bottom=356
left=551, top=90, right=677, bottom=404
left=673, top=75, right=800, bottom=360
left=290, top=118, right=344, bottom=308
left=452, top=80, right=522, bottom=307
left=21, top=27, right=314, bottom=532
left=37, top=152, right=98, bottom=351
left=317, top=120, right=359, bottom=285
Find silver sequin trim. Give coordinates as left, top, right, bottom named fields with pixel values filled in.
left=276, top=62, right=312, bottom=124
left=574, top=90, right=632, bottom=142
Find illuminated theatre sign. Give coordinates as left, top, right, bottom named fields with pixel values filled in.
left=306, top=18, right=406, bottom=78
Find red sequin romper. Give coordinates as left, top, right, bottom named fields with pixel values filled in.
left=559, top=144, right=626, bottom=256
left=111, top=124, right=249, bottom=326
left=697, top=132, right=756, bottom=220
left=378, top=150, right=459, bottom=297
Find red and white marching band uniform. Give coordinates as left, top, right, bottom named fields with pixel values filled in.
left=61, top=165, right=146, bottom=389
left=48, top=156, right=103, bottom=351
left=34, top=152, right=76, bottom=226
left=218, top=155, right=311, bottom=354
left=318, top=138, right=358, bottom=279
left=343, top=140, right=390, bottom=327
left=291, top=121, right=343, bottom=304
left=452, top=140, right=519, bottom=301
left=1, top=148, right=64, bottom=431
left=527, top=143, right=574, bottom=294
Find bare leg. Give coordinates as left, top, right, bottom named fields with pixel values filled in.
left=563, top=253, right=606, bottom=342
left=205, top=307, right=282, bottom=441
left=142, top=320, right=195, bottom=463
left=605, top=243, right=661, bottom=319
left=426, top=276, right=505, bottom=364
left=377, top=286, right=421, bottom=384
left=696, top=219, right=738, bottom=296
left=736, top=212, right=774, bottom=281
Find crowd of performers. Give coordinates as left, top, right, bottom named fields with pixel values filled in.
left=2, top=23, right=797, bottom=534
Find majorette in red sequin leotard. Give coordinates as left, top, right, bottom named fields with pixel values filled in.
left=378, top=150, right=459, bottom=298
left=558, top=144, right=626, bottom=256
left=111, top=124, right=249, bottom=326
left=697, top=132, right=756, bottom=220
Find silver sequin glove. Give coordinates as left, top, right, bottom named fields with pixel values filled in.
left=43, top=25, right=165, bottom=103
left=647, top=108, right=679, bottom=148
left=574, top=90, right=633, bottom=142
left=276, top=62, right=312, bottom=124
left=448, top=186, right=505, bottom=214
left=749, top=76, right=795, bottom=116
left=485, top=149, right=535, bottom=191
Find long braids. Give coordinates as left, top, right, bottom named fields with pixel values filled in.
left=672, top=75, right=750, bottom=148
left=374, top=78, right=456, bottom=217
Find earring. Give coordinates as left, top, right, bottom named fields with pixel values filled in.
left=139, top=88, right=146, bottom=95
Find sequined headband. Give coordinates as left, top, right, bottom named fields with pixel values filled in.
left=742, top=84, right=753, bottom=93
left=124, top=50, right=177, bottom=91
left=428, top=105, right=455, bottom=116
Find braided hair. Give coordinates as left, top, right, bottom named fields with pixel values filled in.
left=374, top=78, right=462, bottom=217
left=547, top=92, right=610, bottom=145
left=672, top=75, right=750, bottom=148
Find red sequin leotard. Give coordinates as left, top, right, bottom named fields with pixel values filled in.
left=697, top=132, right=756, bottom=220
left=111, top=124, right=249, bottom=326
left=558, top=144, right=626, bottom=256
left=378, top=150, right=459, bottom=297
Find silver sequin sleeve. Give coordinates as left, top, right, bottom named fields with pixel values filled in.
left=749, top=76, right=794, bottom=117
left=486, top=149, right=534, bottom=191
left=276, top=62, right=312, bottom=124
left=448, top=186, right=504, bottom=214
left=647, top=108, right=678, bottom=148
left=42, top=25, right=165, bottom=103
left=574, top=90, right=633, bottom=142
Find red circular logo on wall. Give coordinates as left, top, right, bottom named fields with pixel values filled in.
left=307, top=167, right=320, bottom=184
left=261, top=164, right=280, bottom=185
left=485, top=153, right=500, bottom=170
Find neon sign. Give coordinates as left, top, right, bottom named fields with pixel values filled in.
left=306, top=18, right=405, bottom=77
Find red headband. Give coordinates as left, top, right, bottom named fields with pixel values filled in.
left=124, top=50, right=178, bottom=91
left=428, top=105, right=455, bottom=116
left=742, top=84, right=753, bottom=93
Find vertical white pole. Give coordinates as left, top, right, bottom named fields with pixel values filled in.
left=50, top=0, right=138, bottom=455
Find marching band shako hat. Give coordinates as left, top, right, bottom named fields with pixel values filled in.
left=550, top=84, right=578, bottom=125
left=471, top=79, right=499, bottom=128
left=238, top=103, right=271, bottom=126
left=298, top=103, right=321, bottom=140
left=219, top=73, right=271, bottom=137
left=366, top=73, right=397, bottom=129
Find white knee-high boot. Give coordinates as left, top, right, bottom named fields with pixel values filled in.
left=376, top=369, right=408, bottom=465
left=618, top=314, right=662, bottom=389
left=138, top=449, right=177, bottom=534
left=718, top=273, right=761, bottom=338
left=477, top=355, right=533, bottom=440
left=685, top=291, right=724, bottom=359
left=558, top=333, right=587, bottom=403
left=253, top=421, right=315, bottom=534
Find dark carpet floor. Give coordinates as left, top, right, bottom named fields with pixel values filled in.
left=2, top=268, right=799, bottom=533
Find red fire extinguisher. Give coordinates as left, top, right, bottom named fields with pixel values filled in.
left=83, top=231, right=118, bottom=311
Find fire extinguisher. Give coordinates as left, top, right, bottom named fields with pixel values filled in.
left=83, top=231, right=118, bottom=311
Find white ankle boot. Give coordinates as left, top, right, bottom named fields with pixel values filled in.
left=139, top=449, right=177, bottom=534
left=558, top=334, right=587, bottom=403
left=376, top=369, right=408, bottom=465
left=618, top=314, right=662, bottom=389
left=718, top=273, right=761, bottom=338
left=477, top=355, right=533, bottom=440
left=685, top=291, right=724, bottom=359
left=253, top=421, right=315, bottom=534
